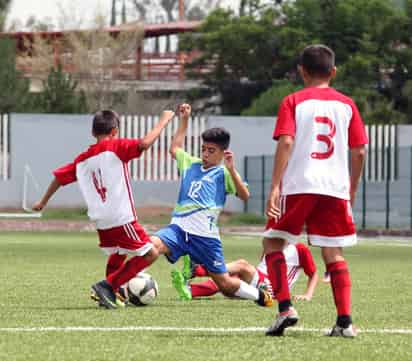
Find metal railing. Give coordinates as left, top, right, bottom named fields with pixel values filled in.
left=119, top=114, right=206, bottom=181
left=244, top=124, right=412, bottom=229
left=0, top=114, right=10, bottom=180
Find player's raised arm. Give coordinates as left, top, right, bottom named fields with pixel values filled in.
left=170, top=103, right=191, bottom=159
left=139, top=110, right=175, bottom=151
left=224, top=150, right=249, bottom=201
left=32, top=178, right=61, bottom=211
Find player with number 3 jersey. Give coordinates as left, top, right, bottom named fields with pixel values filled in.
left=263, top=45, right=368, bottom=337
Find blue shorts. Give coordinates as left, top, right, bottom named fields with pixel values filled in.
left=155, top=224, right=227, bottom=274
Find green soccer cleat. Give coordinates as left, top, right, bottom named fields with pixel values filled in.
left=181, top=255, right=193, bottom=282
left=171, top=269, right=192, bottom=301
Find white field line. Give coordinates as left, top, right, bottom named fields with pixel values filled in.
left=0, top=326, right=411, bottom=335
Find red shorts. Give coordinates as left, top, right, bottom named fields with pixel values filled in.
left=263, top=194, right=356, bottom=247
left=97, top=221, right=153, bottom=256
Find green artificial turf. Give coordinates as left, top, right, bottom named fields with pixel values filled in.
left=0, top=232, right=411, bottom=361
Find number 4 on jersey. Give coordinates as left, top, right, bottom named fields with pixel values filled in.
left=92, top=169, right=107, bottom=202
left=311, top=116, right=336, bottom=160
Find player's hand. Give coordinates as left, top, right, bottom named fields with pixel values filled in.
left=32, top=201, right=45, bottom=211
left=266, top=187, right=281, bottom=220
left=161, top=110, right=175, bottom=122
left=223, top=150, right=235, bottom=170
left=294, top=294, right=312, bottom=302
left=178, top=103, right=191, bottom=121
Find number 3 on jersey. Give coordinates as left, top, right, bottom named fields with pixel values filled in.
left=311, top=116, right=336, bottom=160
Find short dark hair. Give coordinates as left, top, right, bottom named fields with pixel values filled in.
left=92, top=110, right=120, bottom=135
left=201, top=127, right=230, bottom=150
left=299, top=44, right=335, bottom=77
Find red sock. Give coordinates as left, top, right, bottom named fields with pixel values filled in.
left=193, top=264, right=208, bottom=277
left=107, top=256, right=152, bottom=291
left=327, top=261, right=351, bottom=316
left=265, top=251, right=291, bottom=313
left=106, top=254, right=127, bottom=277
left=190, top=279, right=219, bottom=298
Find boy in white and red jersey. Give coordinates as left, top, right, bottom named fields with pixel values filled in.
left=173, top=243, right=318, bottom=302
left=33, top=109, right=175, bottom=309
left=263, top=45, right=368, bottom=337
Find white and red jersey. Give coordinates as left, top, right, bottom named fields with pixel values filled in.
left=256, top=243, right=316, bottom=292
left=274, top=87, right=368, bottom=200
left=54, top=138, right=142, bottom=230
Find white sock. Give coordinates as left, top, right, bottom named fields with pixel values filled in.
left=234, top=280, right=259, bottom=301
left=249, top=271, right=259, bottom=288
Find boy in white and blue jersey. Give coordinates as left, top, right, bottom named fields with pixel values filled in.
left=151, top=104, right=272, bottom=307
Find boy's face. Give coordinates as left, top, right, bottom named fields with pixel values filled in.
left=201, top=142, right=225, bottom=169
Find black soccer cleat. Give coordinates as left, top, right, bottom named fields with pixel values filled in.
left=266, top=308, right=299, bottom=336
left=91, top=280, right=118, bottom=309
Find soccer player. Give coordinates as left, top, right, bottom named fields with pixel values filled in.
left=172, top=243, right=318, bottom=302
left=150, top=104, right=273, bottom=307
left=32, top=109, right=175, bottom=309
left=263, top=44, right=367, bottom=337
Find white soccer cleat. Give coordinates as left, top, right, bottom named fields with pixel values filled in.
left=266, top=308, right=299, bottom=336
left=326, top=324, right=357, bottom=338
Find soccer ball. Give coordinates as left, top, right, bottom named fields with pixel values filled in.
left=124, top=273, right=159, bottom=306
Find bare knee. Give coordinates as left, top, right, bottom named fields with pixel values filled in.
left=143, top=246, right=159, bottom=263
left=211, top=274, right=239, bottom=296
left=232, top=259, right=255, bottom=281
left=263, top=237, right=286, bottom=253
left=150, top=236, right=169, bottom=255
left=321, top=247, right=344, bottom=264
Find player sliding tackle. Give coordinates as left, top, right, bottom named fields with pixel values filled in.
left=172, top=243, right=318, bottom=302
left=150, top=104, right=273, bottom=307
left=33, top=109, right=175, bottom=309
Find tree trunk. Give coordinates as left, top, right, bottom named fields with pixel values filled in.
left=111, top=0, right=117, bottom=26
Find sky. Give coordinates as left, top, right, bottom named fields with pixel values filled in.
left=7, top=0, right=108, bottom=30
left=6, top=0, right=241, bottom=31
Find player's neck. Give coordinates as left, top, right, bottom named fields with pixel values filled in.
left=304, top=79, right=331, bottom=88
left=96, top=135, right=114, bottom=143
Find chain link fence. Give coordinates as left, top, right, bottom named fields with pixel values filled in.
left=244, top=146, right=412, bottom=230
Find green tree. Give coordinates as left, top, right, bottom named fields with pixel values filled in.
left=39, top=65, right=88, bottom=114
left=185, top=0, right=412, bottom=121
left=0, top=38, right=32, bottom=113
left=0, top=0, right=11, bottom=30
left=182, top=8, right=280, bottom=113
left=242, top=80, right=300, bottom=116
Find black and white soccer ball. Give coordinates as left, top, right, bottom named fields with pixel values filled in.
left=123, top=273, right=159, bottom=306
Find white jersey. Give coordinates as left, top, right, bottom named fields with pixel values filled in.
left=54, top=138, right=142, bottom=230
left=256, top=243, right=316, bottom=291
left=274, top=87, right=368, bottom=200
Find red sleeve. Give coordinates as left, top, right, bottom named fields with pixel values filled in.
left=296, top=243, right=316, bottom=277
left=53, top=162, right=76, bottom=186
left=348, top=102, right=368, bottom=148
left=273, top=96, right=296, bottom=140
left=116, top=138, right=143, bottom=162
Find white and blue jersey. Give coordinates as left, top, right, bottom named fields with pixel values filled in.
left=170, top=148, right=237, bottom=239
left=155, top=148, right=243, bottom=274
